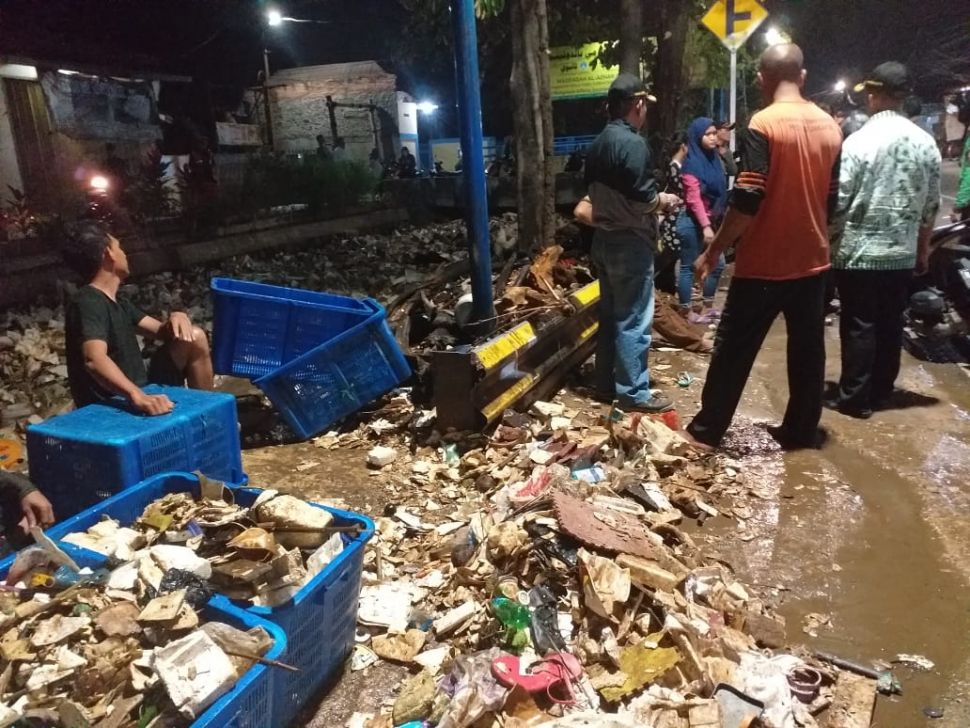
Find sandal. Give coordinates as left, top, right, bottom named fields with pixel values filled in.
left=492, top=651, right=582, bottom=705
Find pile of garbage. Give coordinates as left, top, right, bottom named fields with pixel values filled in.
left=320, top=394, right=883, bottom=727
left=0, top=531, right=274, bottom=726
left=61, top=482, right=349, bottom=609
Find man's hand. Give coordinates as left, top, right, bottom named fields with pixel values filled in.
left=131, top=390, right=175, bottom=416
left=164, top=312, right=194, bottom=342
left=657, top=193, right=682, bottom=213
left=702, top=226, right=715, bottom=246
left=694, top=249, right=715, bottom=285
left=18, top=491, right=54, bottom=533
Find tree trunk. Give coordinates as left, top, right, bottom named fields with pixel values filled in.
left=618, top=0, right=644, bottom=75
left=652, top=0, right=691, bottom=147
left=510, top=0, right=555, bottom=252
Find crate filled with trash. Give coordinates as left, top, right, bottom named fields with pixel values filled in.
left=211, top=278, right=411, bottom=440
left=0, top=537, right=286, bottom=727
left=46, top=470, right=375, bottom=727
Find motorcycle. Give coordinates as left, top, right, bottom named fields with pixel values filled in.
left=904, top=218, right=970, bottom=362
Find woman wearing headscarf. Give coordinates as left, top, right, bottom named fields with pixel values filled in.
left=676, top=117, right=729, bottom=323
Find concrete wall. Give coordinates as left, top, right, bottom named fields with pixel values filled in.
left=267, top=62, right=399, bottom=161
left=0, top=83, right=23, bottom=193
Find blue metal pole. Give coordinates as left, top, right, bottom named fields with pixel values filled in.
left=450, top=0, right=495, bottom=325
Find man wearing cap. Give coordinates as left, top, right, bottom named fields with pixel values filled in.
left=584, top=73, right=680, bottom=413
left=827, top=62, right=941, bottom=419
left=715, top=121, right=738, bottom=179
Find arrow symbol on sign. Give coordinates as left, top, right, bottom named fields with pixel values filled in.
left=726, top=0, right=751, bottom=35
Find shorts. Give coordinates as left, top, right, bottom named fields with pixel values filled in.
left=147, top=345, right=186, bottom=387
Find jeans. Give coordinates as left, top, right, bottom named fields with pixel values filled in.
left=592, top=230, right=655, bottom=407
left=687, top=273, right=827, bottom=447
left=835, top=268, right=913, bottom=409
left=676, top=212, right=725, bottom=307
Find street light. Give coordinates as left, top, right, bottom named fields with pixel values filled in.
left=416, top=101, right=439, bottom=115
left=261, top=10, right=329, bottom=150
left=834, top=80, right=847, bottom=93
left=764, top=26, right=789, bottom=46
left=265, top=9, right=327, bottom=26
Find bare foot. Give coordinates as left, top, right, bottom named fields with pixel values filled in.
left=680, top=429, right=715, bottom=453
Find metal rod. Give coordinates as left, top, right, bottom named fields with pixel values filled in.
left=262, top=47, right=274, bottom=150
left=729, top=48, right=738, bottom=152
left=450, top=0, right=495, bottom=327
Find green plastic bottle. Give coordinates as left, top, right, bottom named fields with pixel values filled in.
left=492, top=597, right=531, bottom=629
left=492, top=596, right=532, bottom=651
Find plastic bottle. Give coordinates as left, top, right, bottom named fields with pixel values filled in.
left=492, top=597, right=531, bottom=629
left=492, top=597, right=532, bottom=652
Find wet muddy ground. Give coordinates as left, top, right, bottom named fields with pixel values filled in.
left=235, top=314, right=970, bottom=727
left=687, top=320, right=970, bottom=728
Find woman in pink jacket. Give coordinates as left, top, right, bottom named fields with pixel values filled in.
left=676, top=117, right=729, bottom=323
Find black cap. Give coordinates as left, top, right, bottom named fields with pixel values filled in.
left=714, top=120, right=736, bottom=130
left=608, top=72, right=657, bottom=103
left=854, top=62, right=912, bottom=96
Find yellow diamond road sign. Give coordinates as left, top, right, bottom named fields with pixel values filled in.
left=702, top=0, right=769, bottom=51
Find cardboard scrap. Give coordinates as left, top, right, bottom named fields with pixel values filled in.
left=578, top=548, right=631, bottom=620
left=372, top=629, right=427, bottom=663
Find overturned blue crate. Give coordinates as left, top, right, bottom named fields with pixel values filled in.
left=0, top=542, right=287, bottom=728
left=253, top=303, right=411, bottom=440
left=211, top=277, right=376, bottom=379
left=27, top=386, right=246, bottom=522
left=47, top=471, right=375, bottom=728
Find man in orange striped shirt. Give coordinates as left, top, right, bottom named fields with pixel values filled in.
left=685, top=44, right=842, bottom=450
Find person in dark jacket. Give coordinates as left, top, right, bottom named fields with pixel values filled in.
left=584, top=73, right=680, bottom=413
left=0, top=471, right=55, bottom=553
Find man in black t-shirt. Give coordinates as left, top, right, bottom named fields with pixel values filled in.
left=61, top=220, right=214, bottom=416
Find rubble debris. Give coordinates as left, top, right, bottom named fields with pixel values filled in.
left=335, top=388, right=887, bottom=727
left=367, top=446, right=399, bottom=468
left=63, top=489, right=346, bottom=611
left=154, top=630, right=237, bottom=719
left=0, top=535, right=273, bottom=726
left=822, top=672, right=878, bottom=728
left=892, top=653, right=934, bottom=671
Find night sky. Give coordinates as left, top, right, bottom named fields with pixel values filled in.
left=0, top=1, right=967, bottom=111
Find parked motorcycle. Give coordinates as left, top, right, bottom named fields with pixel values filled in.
left=904, top=218, right=970, bottom=362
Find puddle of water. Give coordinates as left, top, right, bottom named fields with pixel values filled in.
left=680, top=320, right=970, bottom=726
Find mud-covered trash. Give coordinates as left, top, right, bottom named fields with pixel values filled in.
left=392, top=669, right=437, bottom=725
left=63, top=489, right=344, bottom=609
left=154, top=630, right=237, bottom=719
left=578, top=548, right=631, bottom=620
left=371, top=629, right=427, bottom=663
left=367, top=445, right=399, bottom=468
left=159, top=568, right=214, bottom=608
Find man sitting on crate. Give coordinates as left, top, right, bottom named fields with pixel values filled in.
left=61, top=220, right=214, bottom=416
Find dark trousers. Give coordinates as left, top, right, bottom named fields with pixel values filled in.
left=687, top=273, right=827, bottom=446
left=835, top=268, right=912, bottom=410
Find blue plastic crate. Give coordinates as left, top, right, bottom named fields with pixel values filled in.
left=48, top=471, right=375, bottom=727
left=211, top=277, right=376, bottom=379
left=0, top=542, right=287, bottom=728
left=26, top=386, right=246, bottom=522
left=253, top=304, right=411, bottom=440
